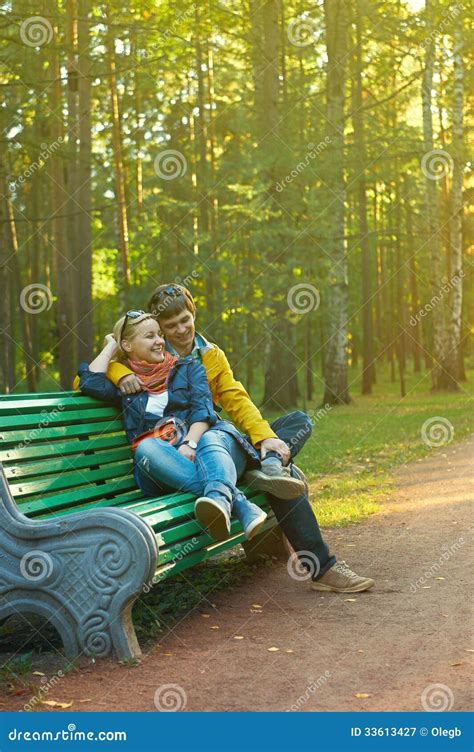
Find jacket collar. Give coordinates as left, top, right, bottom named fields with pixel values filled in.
left=165, top=332, right=214, bottom=359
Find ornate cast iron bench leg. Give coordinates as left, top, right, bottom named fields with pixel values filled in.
left=0, top=466, right=158, bottom=661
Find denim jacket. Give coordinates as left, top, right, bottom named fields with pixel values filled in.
left=77, top=356, right=218, bottom=444
left=77, top=358, right=260, bottom=467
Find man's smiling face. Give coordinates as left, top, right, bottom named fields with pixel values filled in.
left=159, top=309, right=196, bottom=356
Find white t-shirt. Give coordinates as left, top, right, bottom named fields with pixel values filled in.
left=146, top=391, right=169, bottom=418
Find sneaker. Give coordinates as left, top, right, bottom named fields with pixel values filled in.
left=311, top=561, right=375, bottom=593
left=233, top=498, right=268, bottom=540
left=195, top=496, right=231, bottom=542
left=243, top=467, right=305, bottom=500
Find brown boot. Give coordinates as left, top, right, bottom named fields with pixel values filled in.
left=311, top=561, right=374, bottom=593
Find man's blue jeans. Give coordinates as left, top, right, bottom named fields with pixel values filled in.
left=134, top=429, right=248, bottom=508
left=267, top=412, right=336, bottom=579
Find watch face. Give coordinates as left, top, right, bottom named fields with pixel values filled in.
left=187, top=439, right=198, bottom=450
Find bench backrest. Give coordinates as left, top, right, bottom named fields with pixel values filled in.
left=0, top=392, right=142, bottom=519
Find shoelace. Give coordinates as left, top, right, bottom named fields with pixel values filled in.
left=333, top=561, right=357, bottom=579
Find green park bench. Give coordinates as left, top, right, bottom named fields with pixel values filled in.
left=0, top=392, right=285, bottom=661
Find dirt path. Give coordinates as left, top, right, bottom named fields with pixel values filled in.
left=2, top=438, right=473, bottom=712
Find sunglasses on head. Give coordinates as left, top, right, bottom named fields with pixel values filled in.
left=119, top=310, right=149, bottom=342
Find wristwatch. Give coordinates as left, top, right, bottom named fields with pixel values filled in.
left=182, top=439, right=198, bottom=450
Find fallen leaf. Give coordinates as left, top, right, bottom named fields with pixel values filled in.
left=355, top=693, right=371, bottom=699
left=435, top=577, right=445, bottom=581
left=422, top=586, right=431, bottom=589
left=345, top=598, right=357, bottom=602
left=252, top=604, right=262, bottom=609
left=250, top=609, right=262, bottom=613
left=234, top=635, right=244, bottom=640
left=201, top=614, right=210, bottom=619
left=285, top=649, right=294, bottom=654
left=32, top=671, right=45, bottom=677
left=267, top=647, right=279, bottom=652
left=450, top=662, right=463, bottom=667
left=14, top=689, right=28, bottom=696
left=210, top=626, right=220, bottom=630
left=78, top=699, right=92, bottom=703
left=40, top=700, right=73, bottom=709
left=163, top=653, right=174, bottom=656
left=465, top=649, right=474, bottom=653
left=357, top=650, right=364, bottom=653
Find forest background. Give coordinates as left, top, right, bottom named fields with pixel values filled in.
left=0, top=0, right=472, bottom=410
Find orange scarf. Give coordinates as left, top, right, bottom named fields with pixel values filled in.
left=128, top=352, right=178, bottom=394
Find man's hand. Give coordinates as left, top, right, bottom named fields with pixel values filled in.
left=260, top=437, right=291, bottom=465
left=118, top=374, right=144, bottom=395
left=178, top=444, right=196, bottom=463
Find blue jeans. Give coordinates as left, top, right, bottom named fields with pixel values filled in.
left=134, top=429, right=248, bottom=508
left=267, top=412, right=336, bottom=579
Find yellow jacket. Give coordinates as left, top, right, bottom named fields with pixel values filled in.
left=74, top=342, right=277, bottom=446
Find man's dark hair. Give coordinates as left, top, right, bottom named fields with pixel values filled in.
left=147, top=283, right=196, bottom=320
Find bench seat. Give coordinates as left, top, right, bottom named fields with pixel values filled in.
left=0, top=392, right=282, bottom=660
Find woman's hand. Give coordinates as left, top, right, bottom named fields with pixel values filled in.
left=103, top=333, right=117, bottom=348
left=118, top=374, right=144, bottom=394
left=178, top=444, right=196, bottom=463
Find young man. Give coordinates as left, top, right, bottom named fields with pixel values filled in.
left=106, top=284, right=374, bottom=593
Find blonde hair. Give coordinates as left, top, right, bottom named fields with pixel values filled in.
left=112, top=312, right=157, bottom=362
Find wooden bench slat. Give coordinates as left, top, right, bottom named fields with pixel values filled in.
left=34, top=488, right=146, bottom=518
left=0, top=434, right=129, bottom=463
left=10, top=461, right=134, bottom=498
left=3, top=447, right=133, bottom=480
left=0, top=395, right=115, bottom=414
left=0, top=420, right=124, bottom=444
left=0, top=407, right=119, bottom=430
left=17, top=476, right=137, bottom=516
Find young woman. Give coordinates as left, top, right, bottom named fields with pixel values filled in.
left=77, top=311, right=270, bottom=543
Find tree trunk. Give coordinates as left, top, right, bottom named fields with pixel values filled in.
left=66, top=0, right=79, bottom=325
left=50, top=17, right=76, bottom=388
left=0, top=166, right=16, bottom=391
left=322, top=0, right=350, bottom=405
left=405, top=181, right=423, bottom=373
left=422, top=0, right=449, bottom=389
left=445, top=8, right=464, bottom=387
left=352, top=1, right=375, bottom=394
left=106, top=9, right=131, bottom=307
left=75, top=0, right=93, bottom=360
